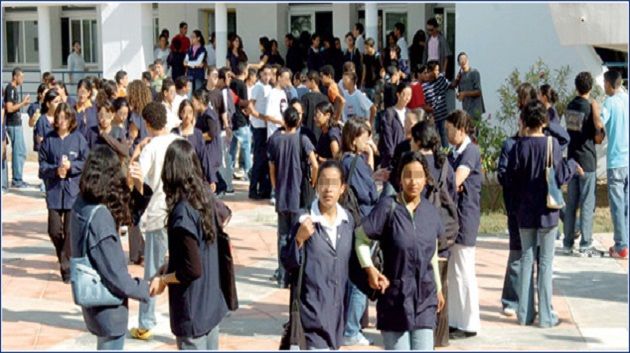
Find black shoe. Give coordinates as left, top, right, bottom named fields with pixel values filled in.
left=449, top=329, right=477, bottom=339
left=226, top=189, right=235, bottom=194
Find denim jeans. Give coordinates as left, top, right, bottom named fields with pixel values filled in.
left=219, top=133, right=234, bottom=192
left=2, top=159, right=8, bottom=190
left=192, top=78, right=205, bottom=94
left=501, top=249, right=522, bottom=311
left=139, top=228, right=168, bottom=330
left=176, top=325, right=220, bottom=350
left=518, top=227, right=558, bottom=327
left=229, top=126, right=252, bottom=175
left=608, top=167, right=629, bottom=252
left=343, top=281, right=367, bottom=338
left=435, top=120, right=448, bottom=148
left=563, top=172, right=596, bottom=249
left=6, top=125, right=26, bottom=183
left=97, top=335, right=125, bottom=350
left=277, top=212, right=299, bottom=286
left=382, top=329, right=434, bottom=350
left=250, top=127, right=271, bottom=198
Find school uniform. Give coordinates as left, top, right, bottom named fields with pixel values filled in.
left=545, top=107, right=570, bottom=151
left=39, top=130, right=89, bottom=281
left=267, top=129, right=315, bottom=287
left=341, top=153, right=379, bottom=218
left=359, top=195, right=443, bottom=350
left=506, top=136, right=577, bottom=327
left=301, top=92, right=329, bottom=140
left=186, top=45, right=208, bottom=92
left=76, top=104, right=99, bottom=139
left=447, top=135, right=482, bottom=333
left=315, top=125, right=341, bottom=160
left=172, top=127, right=206, bottom=165
left=85, top=126, right=128, bottom=159
left=33, top=115, right=54, bottom=152
left=167, top=198, right=228, bottom=349
left=378, top=107, right=406, bottom=170
left=196, top=107, right=223, bottom=185
left=281, top=200, right=354, bottom=350
left=128, top=111, right=149, bottom=154
left=70, top=197, right=150, bottom=346
left=423, top=154, right=457, bottom=204
left=497, top=136, right=521, bottom=312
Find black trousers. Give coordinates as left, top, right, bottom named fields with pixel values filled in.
left=249, top=127, right=271, bottom=198
left=128, top=224, right=145, bottom=264
left=434, top=258, right=450, bottom=347
left=47, top=209, right=72, bottom=281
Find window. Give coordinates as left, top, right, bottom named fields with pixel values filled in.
left=61, top=18, right=97, bottom=65
left=5, top=20, right=39, bottom=65
left=204, top=10, right=237, bottom=40
left=290, top=14, right=313, bottom=38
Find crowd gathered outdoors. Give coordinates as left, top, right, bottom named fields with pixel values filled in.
left=1, top=16, right=629, bottom=351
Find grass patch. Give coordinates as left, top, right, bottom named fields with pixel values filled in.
left=480, top=206, right=613, bottom=235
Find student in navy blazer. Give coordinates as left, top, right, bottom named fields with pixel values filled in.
left=39, top=103, right=88, bottom=283
left=75, top=79, right=98, bottom=139
left=185, top=30, right=208, bottom=93
left=378, top=83, right=412, bottom=170
left=281, top=160, right=355, bottom=350
left=71, top=146, right=150, bottom=351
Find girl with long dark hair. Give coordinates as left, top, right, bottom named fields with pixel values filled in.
left=314, top=101, right=342, bottom=162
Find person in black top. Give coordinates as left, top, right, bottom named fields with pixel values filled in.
left=344, top=33, right=363, bottom=89
left=307, top=33, right=323, bottom=73
left=362, top=38, right=382, bottom=102
left=409, top=30, right=426, bottom=73
left=561, top=72, right=605, bottom=256
left=301, top=71, right=330, bottom=139
left=149, top=139, right=229, bottom=350
left=285, top=33, right=304, bottom=76
left=4, top=67, right=31, bottom=188
left=268, top=39, right=285, bottom=66
left=228, top=62, right=252, bottom=178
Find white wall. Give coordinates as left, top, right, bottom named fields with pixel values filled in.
left=234, top=3, right=280, bottom=64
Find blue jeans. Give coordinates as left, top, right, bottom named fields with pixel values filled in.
left=518, top=227, right=558, bottom=327
left=229, top=126, right=252, bottom=175
left=608, top=167, right=629, bottom=252
left=382, top=329, right=434, bottom=350
left=2, top=159, right=8, bottom=190
left=97, top=335, right=125, bottom=350
left=6, top=125, right=26, bottom=183
left=176, top=325, right=220, bottom=350
left=343, top=281, right=367, bottom=338
left=139, top=228, right=168, bottom=330
left=501, top=249, right=522, bottom=311
left=219, top=134, right=234, bottom=192
left=563, top=172, right=596, bottom=249
left=435, top=119, right=448, bottom=148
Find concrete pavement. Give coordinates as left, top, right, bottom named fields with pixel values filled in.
left=1, top=161, right=628, bottom=350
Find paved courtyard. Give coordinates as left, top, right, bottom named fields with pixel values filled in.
left=1, top=161, right=628, bottom=351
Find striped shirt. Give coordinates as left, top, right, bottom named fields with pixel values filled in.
left=422, top=75, right=450, bottom=121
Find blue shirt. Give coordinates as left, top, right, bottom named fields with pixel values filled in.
left=33, top=115, right=53, bottom=151
left=341, top=153, right=379, bottom=218
left=601, top=91, right=629, bottom=169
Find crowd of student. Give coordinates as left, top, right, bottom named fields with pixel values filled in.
left=1, top=16, right=628, bottom=351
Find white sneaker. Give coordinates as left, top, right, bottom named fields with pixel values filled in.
left=502, top=307, right=516, bottom=317
left=343, top=333, right=371, bottom=346
left=270, top=197, right=276, bottom=206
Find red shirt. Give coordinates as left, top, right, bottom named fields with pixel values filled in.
left=171, top=34, right=191, bottom=53
left=407, top=81, right=425, bottom=109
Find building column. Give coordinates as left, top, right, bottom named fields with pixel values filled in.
left=365, top=2, right=378, bottom=45
left=332, top=3, right=352, bottom=50
left=37, top=5, right=52, bottom=73
left=215, top=3, right=227, bottom=68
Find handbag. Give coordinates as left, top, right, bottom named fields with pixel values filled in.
left=70, top=204, right=124, bottom=308
left=279, top=247, right=307, bottom=350
left=545, top=136, right=565, bottom=210
left=216, top=210, right=239, bottom=311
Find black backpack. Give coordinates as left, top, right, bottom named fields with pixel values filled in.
left=427, top=162, right=459, bottom=252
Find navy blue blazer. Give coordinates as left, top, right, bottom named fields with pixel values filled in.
left=71, top=197, right=150, bottom=338
left=76, top=105, right=99, bottom=139
left=281, top=207, right=355, bottom=350
left=378, top=107, right=406, bottom=170
left=39, top=130, right=88, bottom=210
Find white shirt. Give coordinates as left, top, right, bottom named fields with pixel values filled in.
left=173, top=93, right=187, bottom=117
left=394, top=107, right=406, bottom=128
left=67, top=52, right=86, bottom=81
left=342, top=89, right=373, bottom=122
left=427, top=36, right=440, bottom=61
left=356, top=35, right=365, bottom=54
left=250, top=81, right=272, bottom=129
left=397, top=37, right=409, bottom=61
left=299, top=200, right=349, bottom=251
left=205, top=44, right=216, bottom=67
left=265, top=87, right=288, bottom=139
left=138, top=133, right=182, bottom=232
left=163, top=101, right=180, bottom=131
left=154, top=47, right=170, bottom=64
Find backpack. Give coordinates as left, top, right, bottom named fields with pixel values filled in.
left=427, top=162, right=459, bottom=252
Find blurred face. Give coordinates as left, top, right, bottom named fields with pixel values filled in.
left=15, top=72, right=24, bottom=85
left=342, top=75, right=355, bottom=91
left=156, top=63, right=164, bottom=76
left=271, top=41, right=278, bottom=52
left=285, top=37, right=291, bottom=48
left=260, top=68, right=272, bottom=85
left=446, top=121, right=466, bottom=146
left=354, top=131, right=369, bottom=152
left=47, top=95, right=63, bottom=115
left=397, top=87, right=412, bottom=106
left=191, top=33, right=199, bottom=45
left=98, top=107, right=114, bottom=129
left=426, top=24, right=436, bottom=37
left=115, top=106, right=129, bottom=125
left=313, top=36, right=320, bottom=48
left=346, top=36, right=354, bottom=49
left=77, top=86, right=90, bottom=103
left=432, top=65, right=440, bottom=78
left=159, top=36, right=167, bottom=48
left=73, top=42, right=82, bottom=53
left=317, top=167, right=346, bottom=209
left=121, top=75, right=129, bottom=87
left=291, top=102, right=303, bottom=119
left=180, top=104, right=195, bottom=126
left=181, top=25, right=188, bottom=35
left=164, top=85, right=176, bottom=103
left=315, top=109, right=330, bottom=128
left=192, top=97, right=204, bottom=112
left=233, top=37, right=240, bottom=49
left=335, top=39, right=341, bottom=49
left=207, top=70, right=219, bottom=88
left=400, top=162, right=426, bottom=199
left=458, top=54, right=469, bottom=70
left=55, top=111, right=70, bottom=133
